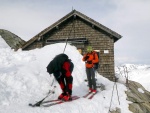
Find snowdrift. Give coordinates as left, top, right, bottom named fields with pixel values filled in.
left=1, top=42, right=147, bottom=113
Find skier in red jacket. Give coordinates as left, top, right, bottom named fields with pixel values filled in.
left=82, top=46, right=99, bottom=93
left=47, top=54, right=74, bottom=101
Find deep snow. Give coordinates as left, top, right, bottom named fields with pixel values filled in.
left=0, top=36, right=149, bottom=113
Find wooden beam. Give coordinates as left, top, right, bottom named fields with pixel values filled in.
left=46, top=38, right=88, bottom=44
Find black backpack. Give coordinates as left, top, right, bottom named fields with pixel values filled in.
left=93, top=52, right=100, bottom=70
left=47, top=54, right=74, bottom=78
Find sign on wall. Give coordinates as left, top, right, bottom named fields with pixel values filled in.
left=104, top=50, right=109, bottom=54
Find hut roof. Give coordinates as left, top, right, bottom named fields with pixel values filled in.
left=22, top=10, right=122, bottom=50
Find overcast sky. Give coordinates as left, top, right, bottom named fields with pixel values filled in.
left=0, top=0, right=150, bottom=65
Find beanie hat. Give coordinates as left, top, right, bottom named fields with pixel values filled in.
left=87, top=46, right=93, bottom=52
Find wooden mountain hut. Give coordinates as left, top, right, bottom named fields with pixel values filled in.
left=21, top=10, right=122, bottom=81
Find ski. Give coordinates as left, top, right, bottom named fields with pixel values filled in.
left=29, top=99, right=45, bottom=107
left=29, top=96, right=80, bottom=107
left=42, top=96, right=80, bottom=107
left=83, top=92, right=92, bottom=98
left=42, top=95, right=79, bottom=104
left=88, top=92, right=98, bottom=99
left=29, top=102, right=42, bottom=107
left=29, top=87, right=56, bottom=107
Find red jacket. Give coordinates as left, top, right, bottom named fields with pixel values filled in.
left=82, top=51, right=99, bottom=68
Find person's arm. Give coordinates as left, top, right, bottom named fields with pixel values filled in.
left=82, top=54, right=89, bottom=61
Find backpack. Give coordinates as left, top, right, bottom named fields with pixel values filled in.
left=47, top=54, right=69, bottom=74
left=47, top=54, right=74, bottom=79
left=93, top=51, right=100, bottom=70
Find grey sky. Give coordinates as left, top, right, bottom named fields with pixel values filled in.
left=0, top=0, right=150, bottom=65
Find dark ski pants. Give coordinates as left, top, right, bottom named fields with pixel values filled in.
left=86, top=67, right=96, bottom=90
left=57, top=75, right=73, bottom=95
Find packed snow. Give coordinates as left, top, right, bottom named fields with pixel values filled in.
left=0, top=36, right=150, bottom=113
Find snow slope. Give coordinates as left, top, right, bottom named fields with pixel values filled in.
left=0, top=38, right=144, bottom=113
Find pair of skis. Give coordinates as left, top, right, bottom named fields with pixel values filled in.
left=83, top=92, right=97, bottom=99
left=42, top=96, right=80, bottom=107
left=29, top=92, right=97, bottom=107
left=29, top=96, right=80, bottom=107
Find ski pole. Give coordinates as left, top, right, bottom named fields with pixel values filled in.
left=29, top=86, right=56, bottom=107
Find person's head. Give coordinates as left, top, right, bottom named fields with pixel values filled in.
left=86, top=46, right=93, bottom=53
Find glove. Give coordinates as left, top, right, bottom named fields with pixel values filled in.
left=84, top=56, right=89, bottom=61
left=87, top=60, right=92, bottom=64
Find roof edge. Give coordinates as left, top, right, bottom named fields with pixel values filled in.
left=22, top=10, right=122, bottom=49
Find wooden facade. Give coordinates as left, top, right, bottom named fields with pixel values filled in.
left=21, top=10, right=122, bottom=81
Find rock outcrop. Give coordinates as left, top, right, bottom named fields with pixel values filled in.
left=126, top=80, right=150, bottom=113
left=110, top=80, right=150, bottom=113
left=0, top=29, right=26, bottom=50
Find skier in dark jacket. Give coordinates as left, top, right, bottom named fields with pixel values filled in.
left=47, top=53, right=74, bottom=101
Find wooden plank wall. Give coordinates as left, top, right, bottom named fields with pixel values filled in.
left=24, top=18, right=115, bottom=81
